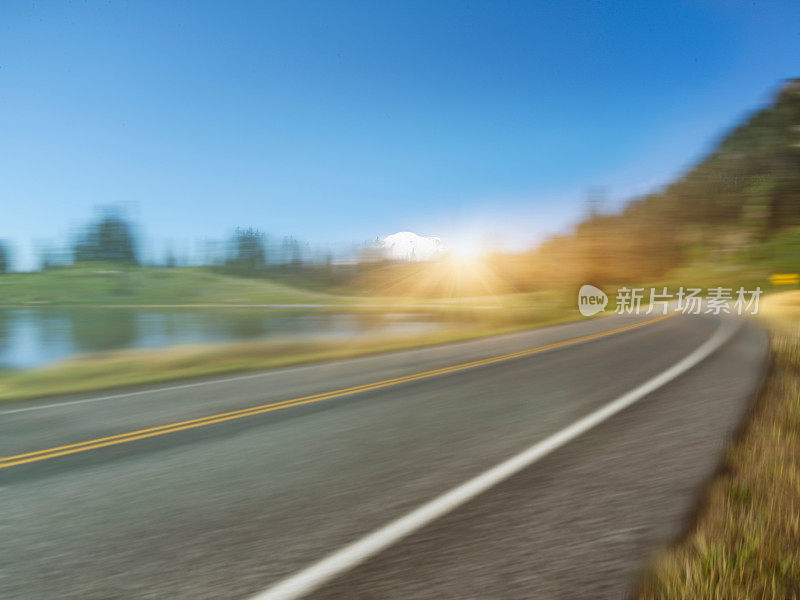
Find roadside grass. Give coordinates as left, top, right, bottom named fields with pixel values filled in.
left=0, top=307, right=577, bottom=404
left=638, top=291, right=800, bottom=600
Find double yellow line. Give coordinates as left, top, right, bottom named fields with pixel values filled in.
left=0, top=314, right=672, bottom=470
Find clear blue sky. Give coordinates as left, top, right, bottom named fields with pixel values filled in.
left=2, top=0, right=800, bottom=269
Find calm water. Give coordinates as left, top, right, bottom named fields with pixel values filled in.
left=0, top=308, right=442, bottom=370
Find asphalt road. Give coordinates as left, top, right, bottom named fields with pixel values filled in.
left=0, top=311, right=768, bottom=599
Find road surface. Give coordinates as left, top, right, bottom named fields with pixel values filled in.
left=0, top=311, right=768, bottom=599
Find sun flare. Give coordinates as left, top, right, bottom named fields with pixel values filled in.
left=448, top=238, right=488, bottom=263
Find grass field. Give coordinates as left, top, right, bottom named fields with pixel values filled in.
left=638, top=291, right=800, bottom=599
left=0, top=263, right=570, bottom=310
left=0, top=264, right=346, bottom=306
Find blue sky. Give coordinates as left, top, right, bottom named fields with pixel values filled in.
left=2, top=0, right=800, bottom=269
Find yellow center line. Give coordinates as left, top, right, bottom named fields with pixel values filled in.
left=0, top=313, right=673, bottom=469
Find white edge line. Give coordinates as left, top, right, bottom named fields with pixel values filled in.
left=248, top=318, right=740, bottom=600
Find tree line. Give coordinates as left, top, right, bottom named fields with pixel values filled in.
left=0, top=207, right=322, bottom=276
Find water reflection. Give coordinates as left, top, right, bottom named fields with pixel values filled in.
left=0, top=309, right=441, bottom=370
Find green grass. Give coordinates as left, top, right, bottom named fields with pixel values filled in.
left=0, top=264, right=574, bottom=311
left=738, top=227, right=800, bottom=273
left=0, top=264, right=346, bottom=306
left=638, top=291, right=800, bottom=599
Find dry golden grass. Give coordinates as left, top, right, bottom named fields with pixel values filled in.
left=639, top=292, right=800, bottom=600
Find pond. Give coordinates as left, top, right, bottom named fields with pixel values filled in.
left=0, top=308, right=443, bottom=370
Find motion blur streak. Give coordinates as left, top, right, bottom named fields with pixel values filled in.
left=0, top=313, right=671, bottom=470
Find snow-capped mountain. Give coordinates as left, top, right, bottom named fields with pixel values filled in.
left=378, top=231, right=444, bottom=261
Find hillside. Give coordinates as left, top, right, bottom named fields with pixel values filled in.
left=533, top=79, right=800, bottom=285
